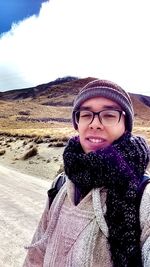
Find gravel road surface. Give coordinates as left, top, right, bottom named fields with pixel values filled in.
left=0, top=165, right=50, bottom=267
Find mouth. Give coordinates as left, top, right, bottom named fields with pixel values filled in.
left=88, top=138, right=105, bottom=144
left=82, top=136, right=109, bottom=153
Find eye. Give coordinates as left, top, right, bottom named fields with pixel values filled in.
left=102, top=110, right=118, bottom=119
left=104, top=113, right=116, bottom=118
left=80, top=111, right=92, bottom=117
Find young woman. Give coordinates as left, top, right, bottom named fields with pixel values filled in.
left=23, top=79, right=150, bottom=267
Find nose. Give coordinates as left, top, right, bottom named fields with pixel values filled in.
left=89, top=114, right=104, bottom=129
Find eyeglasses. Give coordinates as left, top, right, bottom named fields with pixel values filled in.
left=74, top=109, right=125, bottom=127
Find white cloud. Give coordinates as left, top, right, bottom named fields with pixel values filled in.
left=0, top=0, right=150, bottom=95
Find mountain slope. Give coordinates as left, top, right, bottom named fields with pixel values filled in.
left=0, top=77, right=149, bottom=142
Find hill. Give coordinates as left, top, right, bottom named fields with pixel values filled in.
left=0, top=77, right=149, bottom=143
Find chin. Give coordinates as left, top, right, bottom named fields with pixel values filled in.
left=85, top=143, right=110, bottom=153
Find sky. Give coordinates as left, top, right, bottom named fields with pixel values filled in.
left=0, top=0, right=150, bottom=96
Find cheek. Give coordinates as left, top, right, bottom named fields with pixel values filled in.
left=76, top=124, right=87, bottom=148
left=116, top=127, right=125, bottom=139
left=110, top=122, right=126, bottom=141
left=119, top=118, right=126, bottom=135
left=76, top=123, right=86, bottom=134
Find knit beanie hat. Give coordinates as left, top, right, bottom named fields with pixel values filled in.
left=72, top=79, right=134, bottom=132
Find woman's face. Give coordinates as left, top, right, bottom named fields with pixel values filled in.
left=76, top=97, right=126, bottom=153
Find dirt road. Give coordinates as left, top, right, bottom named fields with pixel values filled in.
left=0, top=165, right=50, bottom=267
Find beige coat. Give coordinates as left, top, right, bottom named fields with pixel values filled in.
left=23, top=177, right=150, bottom=267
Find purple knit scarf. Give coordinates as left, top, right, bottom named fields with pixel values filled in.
left=63, top=132, right=150, bottom=267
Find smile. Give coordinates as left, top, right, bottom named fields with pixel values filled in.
left=88, top=138, right=105, bottom=143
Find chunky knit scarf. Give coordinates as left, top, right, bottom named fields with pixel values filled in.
left=63, top=132, right=150, bottom=267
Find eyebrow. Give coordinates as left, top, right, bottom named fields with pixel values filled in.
left=80, top=104, right=121, bottom=110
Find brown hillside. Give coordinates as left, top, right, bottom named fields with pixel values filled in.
left=0, top=77, right=149, bottom=143
left=130, top=94, right=150, bottom=127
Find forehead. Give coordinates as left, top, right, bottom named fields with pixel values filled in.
left=80, top=96, right=121, bottom=109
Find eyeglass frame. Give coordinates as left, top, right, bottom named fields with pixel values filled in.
left=74, top=108, right=126, bottom=127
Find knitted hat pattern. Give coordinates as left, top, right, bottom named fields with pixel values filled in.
left=72, top=79, right=134, bottom=132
